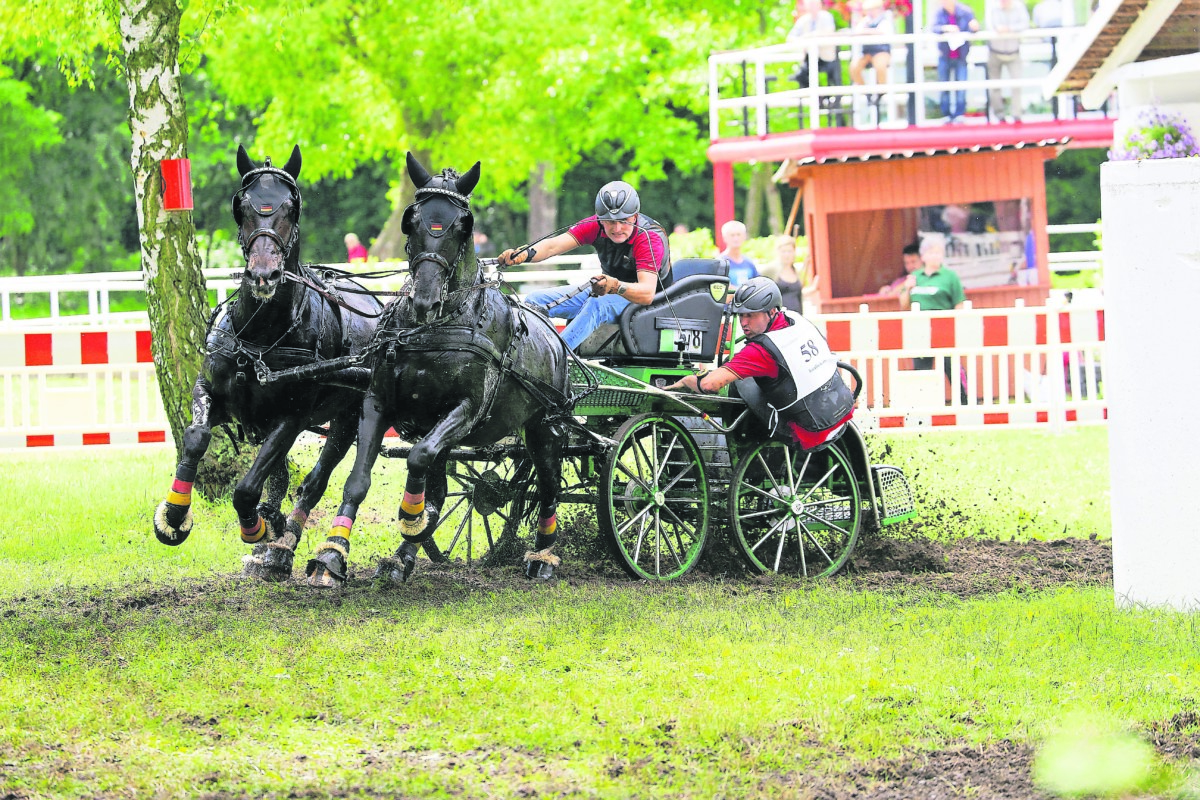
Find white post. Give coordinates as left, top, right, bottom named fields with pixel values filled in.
left=1103, top=157, right=1200, bottom=610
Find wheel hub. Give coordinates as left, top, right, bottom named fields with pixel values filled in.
left=654, top=490, right=666, bottom=506
left=790, top=498, right=804, bottom=515
left=471, top=469, right=508, bottom=515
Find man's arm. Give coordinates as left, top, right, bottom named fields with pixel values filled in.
left=591, top=270, right=659, bottom=305
left=898, top=273, right=916, bottom=310
left=665, top=366, right=740, bottom=394
left=498, top=231, right=579, bottom=266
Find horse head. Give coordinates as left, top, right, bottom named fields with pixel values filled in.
left=233, top=144, right=303, bottom=301
left=402, top=152, right=481, bottom=323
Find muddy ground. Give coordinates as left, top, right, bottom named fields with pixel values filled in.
left=7, top=533, right=1196, bottom=799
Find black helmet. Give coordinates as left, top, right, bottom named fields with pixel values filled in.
left=730, top=277, right=783, bottom=314
left=595, top=181, right=640, bottom=221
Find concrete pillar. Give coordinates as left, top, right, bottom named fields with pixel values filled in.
left=1102, top=157, right=1200, bottom=610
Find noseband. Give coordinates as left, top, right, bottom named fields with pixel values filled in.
left=232, top=164, right=303, bottom=262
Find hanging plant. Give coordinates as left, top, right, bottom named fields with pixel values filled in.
left=1108, top=106, right=1200, bottom=161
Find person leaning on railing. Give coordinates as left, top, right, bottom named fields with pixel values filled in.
left=931, top=0, right=980, bottom=124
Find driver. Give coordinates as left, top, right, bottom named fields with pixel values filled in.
left=497, top=181, right=672, bottom=351
left=666, top=277, right=855, bottom=450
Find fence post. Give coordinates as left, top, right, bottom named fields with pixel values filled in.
left=1045, top=296, right=1068, bottom=433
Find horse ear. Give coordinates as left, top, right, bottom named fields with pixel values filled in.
left=406, top=151, right=432, bottom=188
left=283, top=145, right=302, bottom=180
left=456, top=161, right=481, bottom=197
left=237, top=145, right=254, bottom=177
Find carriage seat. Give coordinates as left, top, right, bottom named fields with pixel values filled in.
left=575, top=258, right=731, bottom=363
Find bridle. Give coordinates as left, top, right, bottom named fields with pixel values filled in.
left=231, top=163, right=302, bottom=262
left=402, top=182, right=474, bottom=310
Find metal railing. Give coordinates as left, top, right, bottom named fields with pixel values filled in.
left=709, top=26, right=1112, bottom=137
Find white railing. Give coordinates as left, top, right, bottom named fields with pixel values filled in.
left=709, top=26, right=1109, bottom=136
left=0, top=254, right=600, bottom=326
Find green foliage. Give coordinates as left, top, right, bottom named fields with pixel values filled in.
left=0, top=66, right=61, bottom=242
left=0, top=56, right=136, bottom=277
left=1045, top=148, right=1106, bottom=253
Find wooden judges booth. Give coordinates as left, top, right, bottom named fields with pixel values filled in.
left=776, top=142, right=1063, bottom=314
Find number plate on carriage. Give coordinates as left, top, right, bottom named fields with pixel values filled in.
left=660, top=329, right=704, bottom=356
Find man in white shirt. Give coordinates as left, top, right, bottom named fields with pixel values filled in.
left=986, top=0, right=1031, bottom=123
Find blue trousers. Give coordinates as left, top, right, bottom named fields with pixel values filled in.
left=938, top=56, right=968, bottom=119
left=525, top=285, right=631, bottom=350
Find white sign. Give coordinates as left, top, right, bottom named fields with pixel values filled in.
left=920, top=230, right=1029, bottom=289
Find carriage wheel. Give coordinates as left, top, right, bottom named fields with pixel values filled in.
left=426, top=456, right=535, bottom=563
left=729, top=441, right=861, bottom=578
left=599, top=414, right=709, bottom=581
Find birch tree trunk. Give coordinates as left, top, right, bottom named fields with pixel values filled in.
left=121, top=0, right=241, bottom=492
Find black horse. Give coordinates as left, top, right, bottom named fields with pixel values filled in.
left=152, top=145, right=382, bottom=581
left=305, top=153, right=573, bottom=587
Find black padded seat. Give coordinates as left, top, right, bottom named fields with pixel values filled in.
left=575, top=258, right=731, bottom=362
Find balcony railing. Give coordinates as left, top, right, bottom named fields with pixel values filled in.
left=709, top=26, right=1115, bottom=139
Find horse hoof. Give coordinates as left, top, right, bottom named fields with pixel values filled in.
left=258, top=533, right=299, bottom=582
left=305, top=536, right=348, bottom=588
left=525, top=560, right=555, bottom=580
left=376, top=541, right=420, bottom=584
left=306, top=566, right=341, bottom=588
left=153, top=501, right=193, bottom=546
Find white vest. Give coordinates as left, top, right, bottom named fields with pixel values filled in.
left=757, top=311, right=838, bottom=412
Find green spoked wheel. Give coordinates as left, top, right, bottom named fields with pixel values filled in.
left=428, top=456, right=535, bottom=563
left=599, top=414, right=709, bottom=581
left=729, top=441, right=861, bottom=578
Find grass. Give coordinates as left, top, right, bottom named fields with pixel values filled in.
left=2, top=427, right=1195, bottom=799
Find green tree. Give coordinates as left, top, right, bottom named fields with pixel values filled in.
left=200, top=0, right=782, bottom=253
left=0, top=65, right=62, bottom=267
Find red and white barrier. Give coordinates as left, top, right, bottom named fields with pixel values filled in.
left=0, top=325, right=168, bottom=449
left=819, top=301, right=1106, bottom=432
left=0, top=301, right=1106, bottom=449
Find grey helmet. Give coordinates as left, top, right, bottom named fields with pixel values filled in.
left=595, top=181, right=641, bottom=221
left=730, top=277, right=783, bottom=315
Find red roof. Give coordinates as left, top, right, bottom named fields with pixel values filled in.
left=707, top=117, right=1115, bottom=165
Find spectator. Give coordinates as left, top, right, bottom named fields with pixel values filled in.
left=344, top=233, right=368, bottom=262
left=769, top=235, right=820, bottom=315
left=899, top=236, right=968, bottom=403
left=720, top=220, right=759, bottom=287
left=850, top=0, right=894, bottom=105
left=932, top=0, right=980, bottom=124
left=986, top=0, right=1030, bottom=123
left=473, top=230, right=497, bottom=258
left=498, top=181, right=671, bottom=352
left=877, top=241, right=922, bottom=295
left=787, top=0, right=842, bottom=106
left=673, top=223, right=690, bottom=235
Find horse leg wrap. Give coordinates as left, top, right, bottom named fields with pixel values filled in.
left=523, top=530, right=560, bottom=580
left=398, top=491, right=428, bottom=537
left=306, top=531, right=350, bottom=588
left=240, top=516, right=267, bottom=544
left=153, top=478, right=194, bottom=546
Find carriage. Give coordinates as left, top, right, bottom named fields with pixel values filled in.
left=376, top=255, right=918, bottom=582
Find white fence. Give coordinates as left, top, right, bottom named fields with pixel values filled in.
left=709, top=25, right=1110, bottom=135
left=0, top=297, right=1105, bottom=450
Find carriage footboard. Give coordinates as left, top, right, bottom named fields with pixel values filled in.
left=872, top=465, right=916, bottom=525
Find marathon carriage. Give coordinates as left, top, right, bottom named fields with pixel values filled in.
left=375, top=255, right=918, bottom=582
